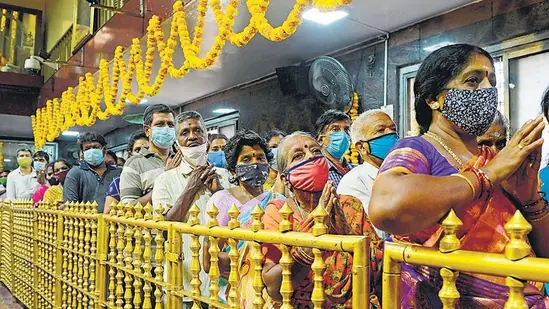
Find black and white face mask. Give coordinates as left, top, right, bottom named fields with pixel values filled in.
left=235, top=163, right=270, bottom=187
left=441, top=87, right=498, bottom=137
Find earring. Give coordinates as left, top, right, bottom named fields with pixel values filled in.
left=431, top=102, right=440, bottom=110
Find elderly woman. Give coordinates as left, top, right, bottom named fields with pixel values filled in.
left=203, top=130, right=284, bottom=302
left=237, top=132, right=382, bottom=309
left=477, top=110, right=509, bottom=153
left=369, top=44, right=549, bottom=307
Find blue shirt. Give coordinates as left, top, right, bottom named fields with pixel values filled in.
left=63, top=161, right=120, bottom=213
left=107, top=175, right=121, bottom=201
left=540, top=166, right=549, bottom=197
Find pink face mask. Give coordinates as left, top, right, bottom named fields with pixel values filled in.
left=284, top=156, right=329, bottom=192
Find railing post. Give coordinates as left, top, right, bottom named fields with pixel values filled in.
left=32, top=207, right=38, bottom=309
left=382, top=243, right=402, bottom=309
left=55, top=209, right=64, bottom=309
left=9, top=202, right=14, bottom=293
left=95, top=214, right=108, bottom=309
left=0, top=202, right=3, bottom=281
left=351, top=237, right=369, bottom=309
left=166, top=223, right=182, bottom=309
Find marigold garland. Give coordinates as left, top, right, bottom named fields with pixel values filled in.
left=32, top=0, right=353, bottom=149
left=345, top=92, right=360, bottom=165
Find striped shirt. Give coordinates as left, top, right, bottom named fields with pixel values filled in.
left=120, top=148, right=165, bottom=204
left=327, top=157, right=354, bottom=188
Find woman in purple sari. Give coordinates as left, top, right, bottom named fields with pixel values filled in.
left=369, top=44, right=549, bottom=308
left=203, top=130, right=284, bottom=303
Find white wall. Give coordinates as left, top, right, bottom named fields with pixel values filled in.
left=509, top=51, right=549, bottom=165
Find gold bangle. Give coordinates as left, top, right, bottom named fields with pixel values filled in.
left=451, top=173, right=477, bottom=199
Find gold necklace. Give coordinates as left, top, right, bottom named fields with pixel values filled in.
left=424, top=131, right=464, bottom=169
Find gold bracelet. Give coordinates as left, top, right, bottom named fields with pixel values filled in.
left=451, top=173, right=477, bottom=199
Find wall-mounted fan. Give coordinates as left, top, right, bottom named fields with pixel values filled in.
left=308, top=56, right=354, bottom=113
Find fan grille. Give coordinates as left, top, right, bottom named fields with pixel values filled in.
left=309, top=56, right=353, bottom=112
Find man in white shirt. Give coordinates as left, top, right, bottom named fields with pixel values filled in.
left=152, top=111, right=231, bottom=309
left=337, top=110, right=399, bottom=239
left=6, top=148, right=41, bottom=201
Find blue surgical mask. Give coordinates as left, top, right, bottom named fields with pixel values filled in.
left=366, top=133, right=399, bottom=160
left=151, top=127, right=176, bottom=149
left=34, top=161, right=46, bottom=171
left=269, top=148, right=279, bottom=172
left=325, top=131, right=351, bottom=160
left=84, top=149, right=105, bottom=167
left=208, top=151, right=227, bottom=168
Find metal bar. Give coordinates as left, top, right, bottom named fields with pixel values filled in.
left=94, top=214, right=108, bottom=309
left=90, top=3, right=143, bottom=18
left=382, top=244, right=402, bottom=308
left=174, top=224, right=360, bottom=252
left=351, top=237, right=369, bottom=309
left=383, top=35, right=389, bottom=107
left=387, top=242, right=549, bottom=283
left=32, top=209, right=38, bottom=309
left=166, top=223, right=182, bottom=309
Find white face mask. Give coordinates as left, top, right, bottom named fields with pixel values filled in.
left=179, top=142, right=208, bottom=167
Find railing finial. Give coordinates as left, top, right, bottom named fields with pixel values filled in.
left=251, top=205, right=264, bottom=232
left=278, top=202, right=294, bottom=233
left=504, top=211, right=532, bottom=261
left=439, top=209, right=463, bottom=253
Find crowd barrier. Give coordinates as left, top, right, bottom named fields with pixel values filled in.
left=382, top=209, right=549, bottom=308
left=0, top=199, right=370, bottom=309
left=2, top=199, right=549, bottom=308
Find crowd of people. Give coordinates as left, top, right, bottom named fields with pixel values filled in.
left=2, top=43, right=549, bottom=308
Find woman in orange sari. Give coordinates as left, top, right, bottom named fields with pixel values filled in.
left=369, top=44, right=549, bottom=308
left=239, top=132, right=382, bottom=309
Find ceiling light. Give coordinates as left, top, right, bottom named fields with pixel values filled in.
left=62, top=131, right=79, bottom=137
left=423, top=41, right=454, bottom=52
left=125, top=98, right=149, bottom=104
left=212, top=108, right=236, bottom=114
left=3, top=159, right=11, bottom=162
left=303, top=8, right=348, bottom=25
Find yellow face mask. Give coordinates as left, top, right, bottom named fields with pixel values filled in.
left=17, top=157, right=32, bottom=168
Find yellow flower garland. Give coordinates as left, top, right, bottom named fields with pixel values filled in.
left=345, top=92, right=360, bottom=164
left=32, top=0, right=353, bottom=148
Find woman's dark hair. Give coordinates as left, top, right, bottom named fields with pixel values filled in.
left=542, top=85, right=549, bottom=121
left=414, top=44, right=494, bottom=134
left=127, top=131, right=148, bottom=153
left=52, top=159, right=72, bottom=172
left=106, top=150, right=118, bottom=163
left=224, top=130, right=273, bottom=175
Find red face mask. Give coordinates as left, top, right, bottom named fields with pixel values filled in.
left=55, top=170, right=69, bottom=185
left=284, top=156, right=329, bottom=192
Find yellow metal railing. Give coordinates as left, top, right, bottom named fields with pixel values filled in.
left=96, top=0, right=129, bottom=32
left=382, top=209, right=549, bottom=308
left=0, top=199, right=370, bottom=309
left=43, top=27, right=73, bottom=81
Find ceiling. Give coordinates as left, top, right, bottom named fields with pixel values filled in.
left=4, top=0, right=477, bottom=139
